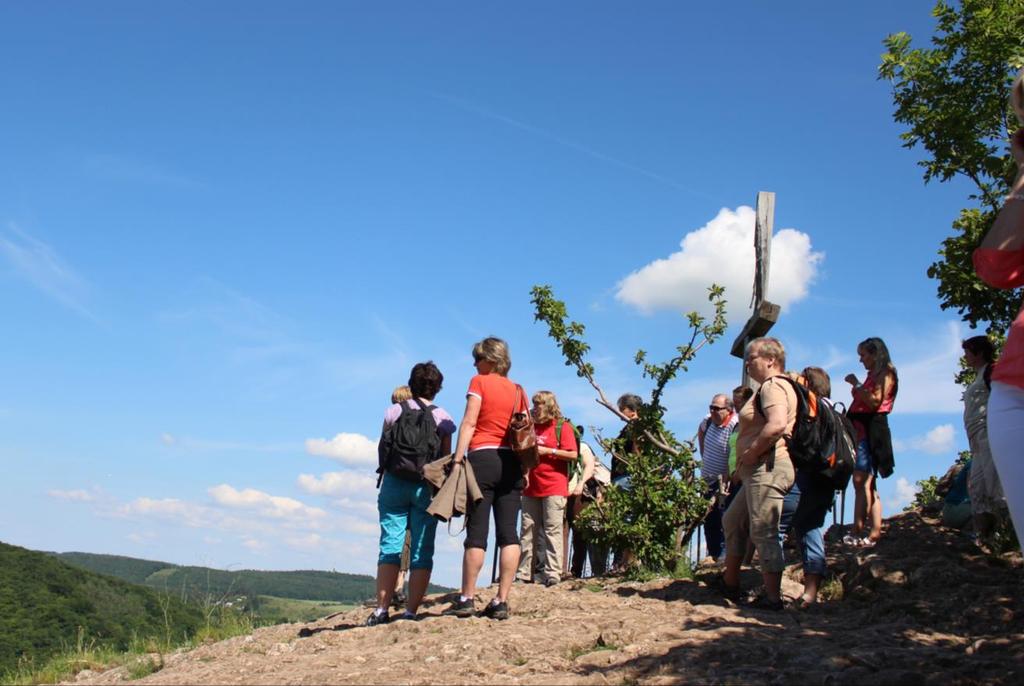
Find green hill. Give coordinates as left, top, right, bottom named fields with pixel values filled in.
left=0, top=542, right=203, bottom=675
left=52, top=551, right=451, bottom=604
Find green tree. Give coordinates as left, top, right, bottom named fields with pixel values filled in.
left=878, top=0, right=1024, bottom=342
left=530, top=284, right=728, bottom=574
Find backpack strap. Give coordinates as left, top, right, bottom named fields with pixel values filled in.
left=411, top=398, right=436, bottom=413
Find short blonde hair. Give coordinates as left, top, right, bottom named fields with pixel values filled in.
left=391, top=385, right=412, bottom=404
left=531, top=390, right=562, bottom=424
left=472, top=336, right=511, bottom=376
left=748, top=336, right=786, bottom=370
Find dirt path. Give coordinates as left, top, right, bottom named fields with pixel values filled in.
left=71, top=512, right=1023, bottom=685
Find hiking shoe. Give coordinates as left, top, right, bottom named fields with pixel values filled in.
left=482, top=601, right=509, bottom=620
left=544, top=576, right=559, bottom=588
left=365, top=610, right=390, bottom=626
left=746, top=594, right=784, bottom=612
left=443, top=598, right=475, bottom=618
left=709, top=574, right=742, bottom=602
left=394, top=610, right=418, bottom=621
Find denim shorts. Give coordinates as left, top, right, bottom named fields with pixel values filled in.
left=854, top=439, right=872, bottom=473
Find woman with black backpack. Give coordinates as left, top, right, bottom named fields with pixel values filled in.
left=368, top=362, right=456, bottom=626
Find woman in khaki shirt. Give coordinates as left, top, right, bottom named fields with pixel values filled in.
left=720, top=336, right=797, bottom=611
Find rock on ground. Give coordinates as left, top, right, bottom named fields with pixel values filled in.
left=69, top=512, right=1023, bottom=685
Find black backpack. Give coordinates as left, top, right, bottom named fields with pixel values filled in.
left=756, top=376, right=856, bottom=490
left=377, top=399, right=441, bottom=483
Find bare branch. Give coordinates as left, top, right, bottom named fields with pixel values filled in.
left=643, top=429, right=680, bottom=457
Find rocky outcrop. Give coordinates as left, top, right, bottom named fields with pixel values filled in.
left=71, top=511, right=1022, bottom=685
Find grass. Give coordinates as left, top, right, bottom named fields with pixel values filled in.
left=568, top=637, right=620, bottom=660
left=125, top=654, right=163, bottom=681
left=253, top=595, right=356, bottom=623
left=819, top=575, right=844, bottom=602
left=1, top=610, right=258, bottom=685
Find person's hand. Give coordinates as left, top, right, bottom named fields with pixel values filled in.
left=844, top=373, right=859, bottom=386
left=572, top=483, right=584, bottom=496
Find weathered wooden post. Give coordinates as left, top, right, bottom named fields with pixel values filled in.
left=731, top=191, right=779, bottom=386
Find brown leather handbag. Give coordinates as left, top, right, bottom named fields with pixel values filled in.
left=506, top=384, right=539, bottom=470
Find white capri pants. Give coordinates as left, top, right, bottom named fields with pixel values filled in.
left=987, top=381, right=1024, bottom=539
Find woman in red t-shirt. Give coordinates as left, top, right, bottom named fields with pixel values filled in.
left=516, top=390, right=577, bottom=587
left=444, top=337, right=527, bottom=621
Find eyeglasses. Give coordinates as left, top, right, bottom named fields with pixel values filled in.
left=709, top=405, right=728, bottom=412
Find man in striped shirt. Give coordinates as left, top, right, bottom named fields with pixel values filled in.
left=697, top=394, right=738, bottom=562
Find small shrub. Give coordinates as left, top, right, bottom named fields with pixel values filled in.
left=126, top=655, right=163, bottom=680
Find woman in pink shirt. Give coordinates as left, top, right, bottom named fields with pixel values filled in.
left=973, top=99, right=1024, bottom=541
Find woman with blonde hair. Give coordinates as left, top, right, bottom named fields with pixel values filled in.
left=517, top=390, right=578, bottom=587
left=720, top=336, right=797, bottom=611
left=444, top=337, right=528, bottom=620
left=844, top=337, right=898, bottom=547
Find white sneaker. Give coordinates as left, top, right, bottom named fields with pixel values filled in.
left=842, top=534, right=859, bottom=546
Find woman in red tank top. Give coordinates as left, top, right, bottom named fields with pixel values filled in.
left=844, top=337, right=898, bottom=546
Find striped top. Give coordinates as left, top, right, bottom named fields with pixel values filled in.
left=699, top=413, right=737, bottom=482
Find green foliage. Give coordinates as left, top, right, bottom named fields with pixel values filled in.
left=906, top=474, right=943, bottom=513
left=54, top=552, right=451, bottom=606
left=530, top=284, right=728, bottom=574
left=126, top=654, right=163, bottom=680
left=879, top=0, right=1024, bottom=339
left=904, top=450, right=972, bottom=512
left=0, top=542, right=204, bottom=677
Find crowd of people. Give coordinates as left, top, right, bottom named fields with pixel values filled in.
left=362, top=319, right=1009, bottom=623
left=361, top=96, right=1024, bottom=622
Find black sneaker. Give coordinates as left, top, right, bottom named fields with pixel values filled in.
left=393, top=611, right=418, bottom=621
left=482, top=601, right=509, bottom=620
left=746, top=594, right=784, bottom=612
left=365, top=610, right=390, bottom=626
left=443, top=598, right=475, bottom=618
left=709, top=574, right=742, bottom=603
left=543, top=577, right=559, bottom=588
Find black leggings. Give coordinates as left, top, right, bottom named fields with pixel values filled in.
left=464, top=448, right=523, bottom=550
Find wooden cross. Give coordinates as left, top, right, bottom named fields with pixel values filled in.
left=731, top=191, right=780, bottom=382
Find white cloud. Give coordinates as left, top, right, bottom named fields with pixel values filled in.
left=297, top=471, right=377, bottom=497
left=48, top=489, right=95, bottom=502
left=885, top=477, right=919, bottom=511
left=160, top=433, right=177, bottom=446
left=894, top=424, right=956, bottom=455
left=118, top=497, right=211, bottom=528
left=615, top=206, right=823, bottom=322
left=304, top=433, right=378, bottom=466
left=334, top=497, right=378, bottom=519
left=891, top=321, right=964, bottom=414
left=0, top=223, right=94, bottom=318
left=207, top=484, right=327, bottom=521
left=242, top=537, right=267, bottom=552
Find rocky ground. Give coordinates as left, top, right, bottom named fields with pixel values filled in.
left=70, top=510, right=1023, bottom=685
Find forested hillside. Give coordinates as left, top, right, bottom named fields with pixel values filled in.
left=0, top=542, right=203, bottom=674
left=53, top=552, right=450, bottom=603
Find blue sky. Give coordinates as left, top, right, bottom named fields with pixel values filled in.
left=1, top=1, right=985, bottom=586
